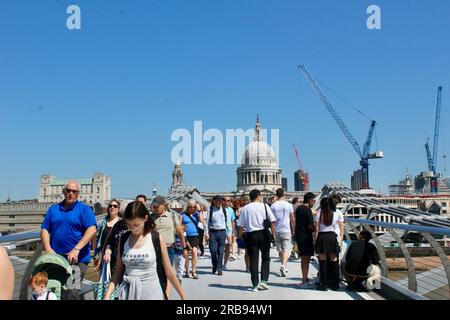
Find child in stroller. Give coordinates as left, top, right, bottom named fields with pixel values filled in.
left=31, top=253, right=73, bottom=300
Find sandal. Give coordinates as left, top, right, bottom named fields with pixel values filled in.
left=183, top=272, right=190, bottom=278
left=191, top=272, right=199, bottom=279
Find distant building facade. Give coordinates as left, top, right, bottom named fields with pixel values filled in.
left=351, top=169, right=363, bottom=191
left=282, top=177, right=288, bottom=191
left=388, top=174, right=415, bottom=196
left=0, top=200, right=50, bottom=234
left=39, top=173, right=110, bottom=205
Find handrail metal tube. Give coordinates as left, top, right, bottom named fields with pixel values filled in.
left=345, top=218, right=450, bottom=235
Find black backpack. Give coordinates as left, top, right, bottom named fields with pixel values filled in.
left=119, top=230, right=168, bottom=300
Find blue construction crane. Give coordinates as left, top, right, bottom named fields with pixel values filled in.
left=425, top=139, right=434, bottom=172
left=425, top=86, right=443, bottom=193
left=299, top=65, right=383, bottom=189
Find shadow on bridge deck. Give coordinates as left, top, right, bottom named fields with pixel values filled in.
left=169, top=247, right=375, bottom=300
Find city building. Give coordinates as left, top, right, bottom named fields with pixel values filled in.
left=236, top=116, right=282, bottom=192
left=0, top=200, right=50, bottom=234
left=351, top=169, right=363, bottom=190
left=282, top=177, right=288, bottom=191
left=294, top=170, right=310, bottom=191
left=38, top=173, right=110, bottom=205
left=388, top=174, right=415, bottom=196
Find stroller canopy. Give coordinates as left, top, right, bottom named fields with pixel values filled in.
left=32, top=253, right=72, bottom=287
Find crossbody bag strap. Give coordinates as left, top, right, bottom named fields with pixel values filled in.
left=186, top=214, right=200, bottom=234
left=100, top=222, right=116, bottom=255
left=222, top=207, right=228, bottom=232
left=151, top=231, right=168, bottom=300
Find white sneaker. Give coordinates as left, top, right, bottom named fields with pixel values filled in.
left=280, top=265, right=287, bottom=277
left=250, top=286, right=258, bottom=292
left=258, top=281, right=269, bottom=290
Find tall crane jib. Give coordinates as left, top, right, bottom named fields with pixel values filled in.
left=299, top=65, right=383, bottom=190
left=425, top=86, right=443, bottom=193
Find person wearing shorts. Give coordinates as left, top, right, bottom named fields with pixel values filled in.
left=181, top=200, right=204, bottom=279
left=270, top=188, right=294, bottom=277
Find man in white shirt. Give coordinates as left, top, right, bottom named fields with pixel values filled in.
left=206, top=195, right=232, bottom=276
left=238, top=189, right=276, bottom=292
left=270, top=188, right=294, bottom=277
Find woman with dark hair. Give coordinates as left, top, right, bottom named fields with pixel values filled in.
left=104, top=201, right=186, bottom=300
left=343, top=230, right=381, bottom=291
left=314, top=197, right=344, bottom=291
left=93, top=199, right=122, bottom=273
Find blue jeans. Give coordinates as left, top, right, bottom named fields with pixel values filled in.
left=209, top=229, right=226, bottom=273
left=167, top=246, right=177, bottom=269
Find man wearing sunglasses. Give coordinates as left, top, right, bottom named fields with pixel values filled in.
left=40, top=180, right=97, bottom=300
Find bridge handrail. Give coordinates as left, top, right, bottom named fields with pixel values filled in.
left=345, top=218, right=450, bottom=236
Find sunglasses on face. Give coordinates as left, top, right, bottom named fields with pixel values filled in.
left=109, top=204, right=119, bottom=208
left=65, top=189, right=79, bottom=194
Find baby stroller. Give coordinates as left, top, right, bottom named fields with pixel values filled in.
left=31, top=253, right=73, bottom=300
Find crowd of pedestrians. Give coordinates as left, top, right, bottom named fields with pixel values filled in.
left=0, top=182, right=382, bottom=300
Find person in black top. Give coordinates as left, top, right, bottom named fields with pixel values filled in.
left=343, top=230, right=381, bottom=291
left=103, top=201, right=130, bottom=275
left=294, top=192, right=316, bottom=288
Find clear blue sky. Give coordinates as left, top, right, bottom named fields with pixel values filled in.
left=1, top=0, right=449, bottom=200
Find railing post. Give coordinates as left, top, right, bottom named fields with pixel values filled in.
left=387, top=228, right=417, bottom=292
left=422, top=232, right=450, bottom=298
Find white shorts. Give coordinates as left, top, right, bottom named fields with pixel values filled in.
left=274, top=232, right=292, bottom=252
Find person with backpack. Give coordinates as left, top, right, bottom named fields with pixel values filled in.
left=206, top=195, right=231, bottom=276
left=238, top=189, right=276, bottom=292
left=181, top=200, right=204, bottom=279
left=150, top=196, right=187, bottom=298
left=104, top=201, right=186, bottom=300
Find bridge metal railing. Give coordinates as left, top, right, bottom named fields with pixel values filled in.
left=0, top=215, right=106, bottom=300
left=344, top=218, right=450, bottom=300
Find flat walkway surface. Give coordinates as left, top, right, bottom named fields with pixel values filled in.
left=170, top=247, right=373, bottom=300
